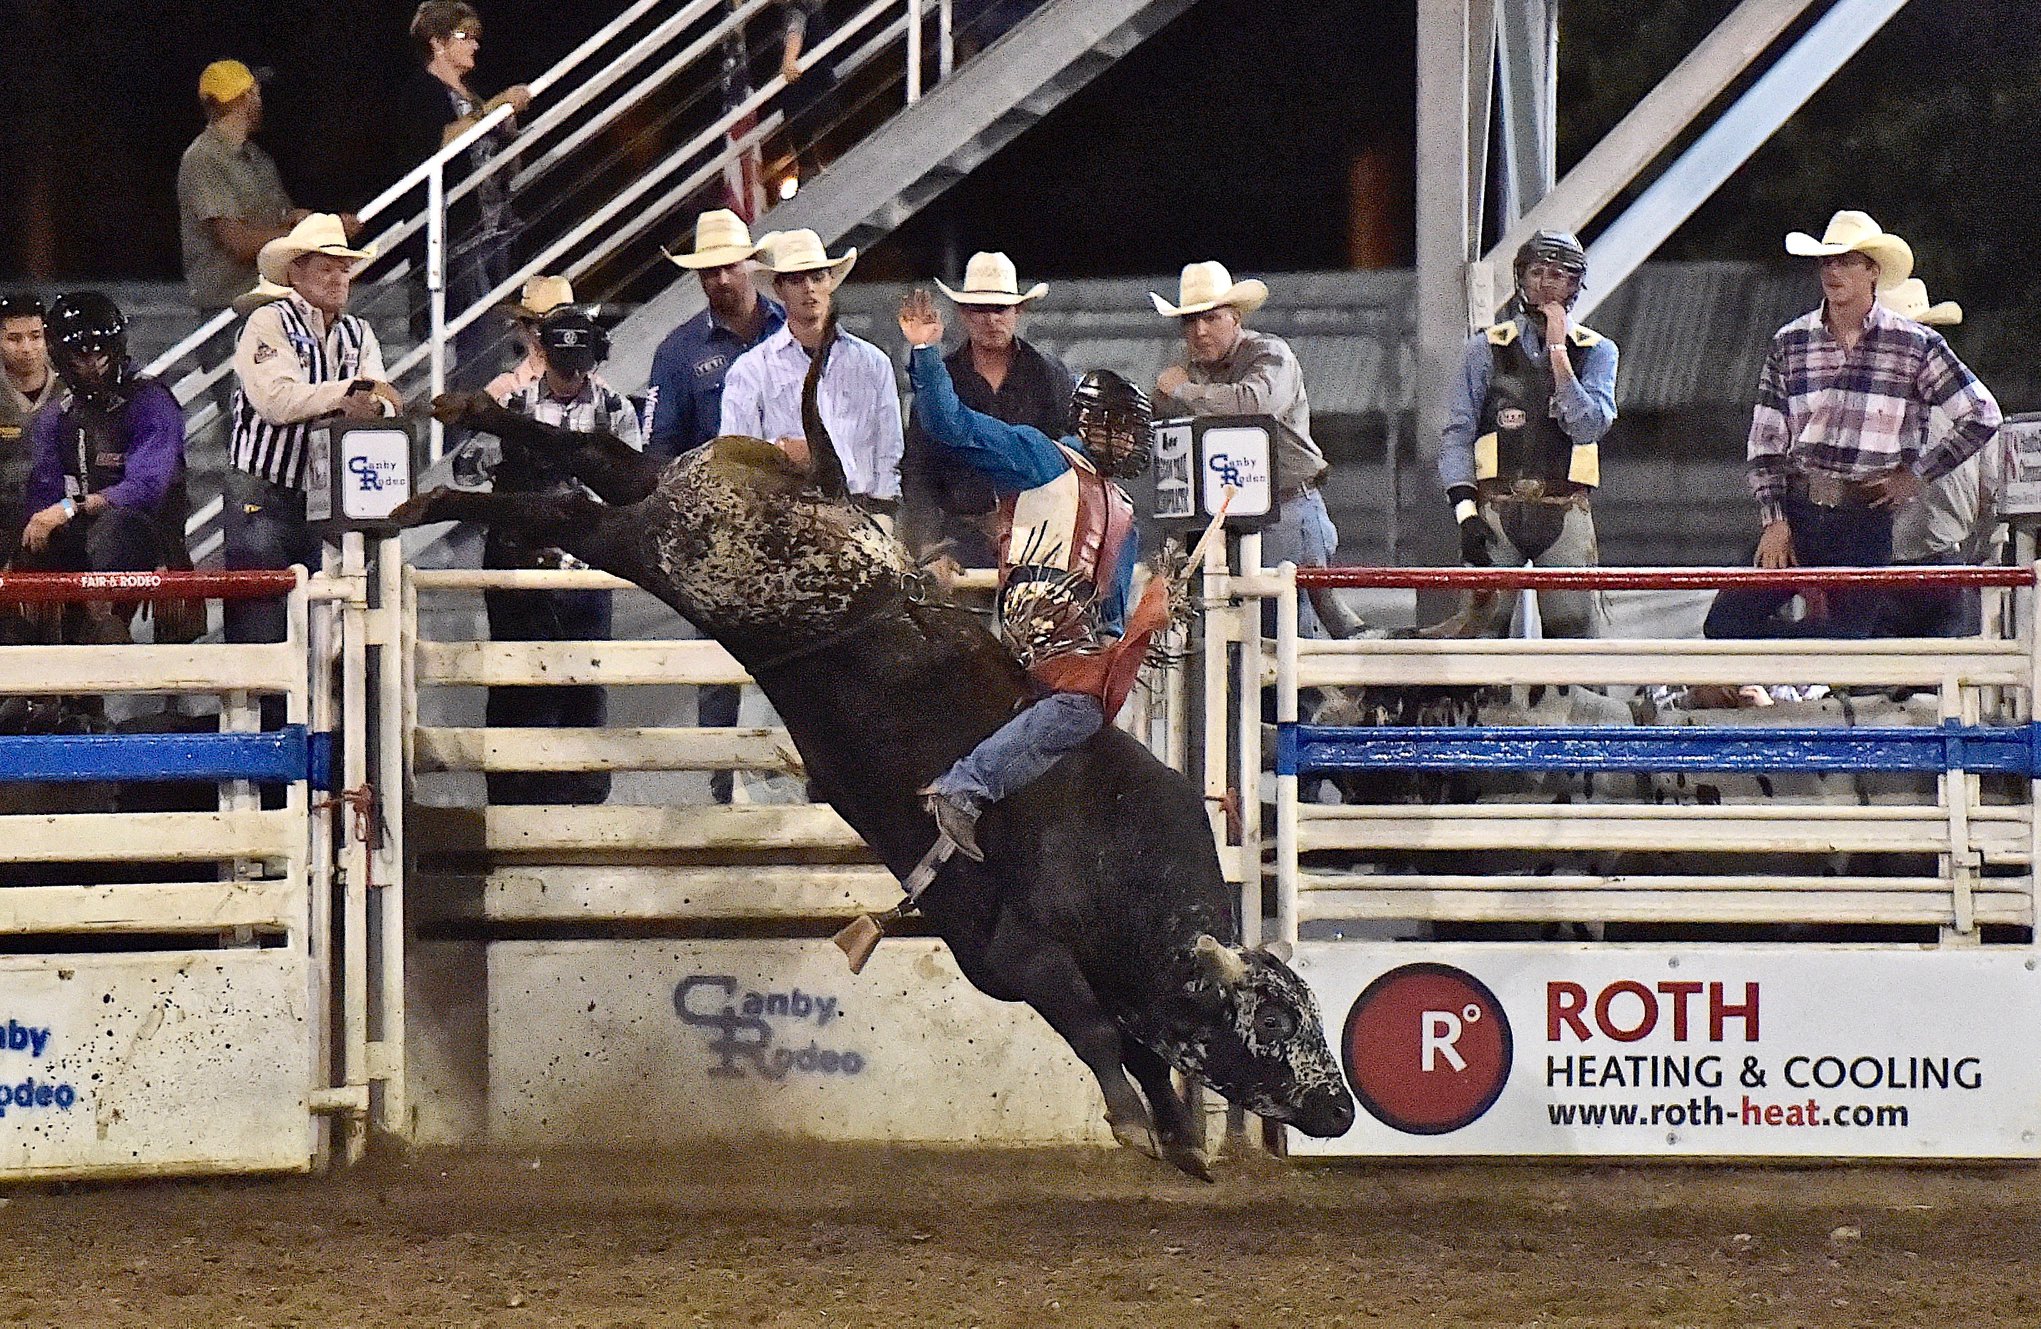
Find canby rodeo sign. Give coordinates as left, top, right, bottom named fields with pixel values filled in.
left=1290, top=944, right=2041, bottom=1157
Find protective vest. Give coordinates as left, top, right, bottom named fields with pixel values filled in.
left=1474, top=320, right=1605, bottom=491
left=991, top=442, right=1136, bottom=666
left=58, top=377, right=191, bottom=554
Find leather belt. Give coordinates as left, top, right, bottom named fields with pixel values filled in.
left=1478, top=477, right=1589, bottom=508
left=1788, top=471, right=1885, bottom=509
left=1275, top=471, right=1326, bottom=504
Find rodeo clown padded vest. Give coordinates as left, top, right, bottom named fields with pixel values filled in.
left=1474, top=319, right=1606, bottom=492
left=991, top=441, right=1136, bottom=667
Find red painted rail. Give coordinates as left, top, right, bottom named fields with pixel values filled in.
left=0, top=570, right=299, bottom=602
left=1295, top=565, right=2036, bottom=591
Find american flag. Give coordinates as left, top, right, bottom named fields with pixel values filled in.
left=718, top=22, right=768, bottom=221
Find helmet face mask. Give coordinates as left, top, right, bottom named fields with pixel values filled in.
left=1070, top=370, right=1154, bottom=479
left=1513, top=229, right=1588, bottom=311
left=46, top=292, right=132, bottom=409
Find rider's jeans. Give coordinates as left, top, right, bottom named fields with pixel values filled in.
left=931, top=690, right=1104, bottom=808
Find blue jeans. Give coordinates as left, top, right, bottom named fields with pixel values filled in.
left=932, top=690, right=1104, bottom=808
left=223, top=470, right=322, bottom=647
left=1703, top=496, right=1893, bottom=640
left=1260, top=488, right=1339, bottom=639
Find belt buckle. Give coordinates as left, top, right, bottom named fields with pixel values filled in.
left=1510, top=478, right=1543, bottom=501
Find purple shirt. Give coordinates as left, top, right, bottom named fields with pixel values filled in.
left=26, top=373, right=186, bottom=514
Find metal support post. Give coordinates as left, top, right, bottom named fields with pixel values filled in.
left=1237, top=533, right=1265, bottom=949
left=1275, top=562, right=1300, bottom=948
left=1413, top=0, right=1476, bottom=626
left=337, top=532, right=371, bottom=1162
left=426, top=162, right=448, bottom=462
left=906, top=0, right=924, bottom=103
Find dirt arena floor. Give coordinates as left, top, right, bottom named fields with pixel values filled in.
left=5, top=1144, right=2039, bottom=1328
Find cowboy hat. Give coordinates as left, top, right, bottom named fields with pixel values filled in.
left=256, top=213, right=376, bottom=285
left=1879, top=277, right=1962, bottom=326
left=663, top=209, right=765, bottom=270
left=754, top=229, right=856, bottom=281
left=494, top=274, right=575, bottom=321
left=1783, top=210, right=1913, bottom=289
left=935, top=252, right=1047, bottom=307
left=1150, top=261, right=1269, bottom=318
left=231, top=280, right=293, bottom=318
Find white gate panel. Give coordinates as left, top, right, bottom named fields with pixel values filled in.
left=1290, top=942, right=2041, bottom=1159
left=488, top=940, right=1113, bottom=1147
left=0, top=950, right=314, bottom=1180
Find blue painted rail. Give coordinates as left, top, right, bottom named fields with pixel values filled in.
left=0, top=725, right=331, bottom=787
left=1277, top=723, right=2041, bottom=777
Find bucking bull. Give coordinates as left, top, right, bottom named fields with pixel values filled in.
left=392, top=328, right=1356, bottom=1178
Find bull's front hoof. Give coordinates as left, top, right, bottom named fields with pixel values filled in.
left=1107, top=1113, right=1161, bottom=1161
left=1160, top=1140, right=1216, bottom=1183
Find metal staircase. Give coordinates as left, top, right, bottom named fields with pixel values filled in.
left=605, top=0, right=1194, bottom=391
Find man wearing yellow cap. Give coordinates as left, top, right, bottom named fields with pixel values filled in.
left=178, top=62, right=307, bottom=320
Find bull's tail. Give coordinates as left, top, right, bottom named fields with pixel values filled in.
left=802, top=313, right=851, bottom=500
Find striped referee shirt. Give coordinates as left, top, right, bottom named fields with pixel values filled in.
left=1747, top=300, right=2000, bottom=528
left=230, top=291, right=390, bottom=489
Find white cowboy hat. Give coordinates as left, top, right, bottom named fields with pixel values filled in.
left=231, top=279, right=293, bottom=317
left=754, top=229, right=857, bottom=281
left=1879, top=277, right=1962, bottom=326
left=1150, top=261, right=1269, bottom=318
left=935, top=252, right=1047, bottom=307
left=494, top=274, right=575, bottom=321
left=257, top=213, right=375, bottom=285
left=1783, top=210, right=1913, bottom=290
left=663, top=209, right=765, bottom=270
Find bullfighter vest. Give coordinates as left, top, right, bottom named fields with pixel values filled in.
left=992, top=442, right=1136, bottom=666
left=1474, top=319, right=1605, bottom=493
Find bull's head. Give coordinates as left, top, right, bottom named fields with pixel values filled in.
left=1147, top=934, right=1355, bottom=1138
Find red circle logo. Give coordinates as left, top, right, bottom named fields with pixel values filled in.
left=1343, top=963, right=1513, bottom=1135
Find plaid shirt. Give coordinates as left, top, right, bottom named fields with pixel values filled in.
left=1747, top=300, right=2000, bottom=527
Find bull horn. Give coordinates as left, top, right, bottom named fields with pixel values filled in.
left=1262, top=939, right=1294, bottom=964
left=1193, top=934, right=1249, bottom=986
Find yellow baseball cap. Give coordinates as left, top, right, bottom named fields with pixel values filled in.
left=198, top=60, right=261, bottom=105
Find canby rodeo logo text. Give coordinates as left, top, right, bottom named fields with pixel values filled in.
left=1343, top=963, right=1513, bottom=1134
left=673, top=975, right=867, bottom=1081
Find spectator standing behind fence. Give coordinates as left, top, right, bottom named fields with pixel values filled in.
left=1, top=296, right=57, bottom=557
left=1435, top=230, right=1618, bottom=640
left=648, top=211, right=784, bottom=463
left=227, top=214, right=399, bottom=649
left=1878, top=278, right=2005, bottom=638
left=901, top=252, right=1074, bottom=573
left=1151, top=261, right=1354, bottom=638
left=20, top=295, right=189, bottom=645
left=390, top=2, right=532, bottom=387
left=452, top=308, right=641, bottom=806
left=647, top=211, right=785, bottom=803
left=1703, top=212, right=2001, bottom=640
left=720, top=230, right=903, bottom=513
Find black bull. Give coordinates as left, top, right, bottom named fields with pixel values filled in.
left=393, top=335, right=1354, bottom=1177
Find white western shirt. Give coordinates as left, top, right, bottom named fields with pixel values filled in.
left=718, top=324, right=903, bottom=500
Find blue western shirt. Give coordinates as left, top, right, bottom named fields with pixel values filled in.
left=1437, top=312, right=1620, bottom=493
left=645, top=295, right=786, bottom=457
left=909, top=345, right=1138, bottom=633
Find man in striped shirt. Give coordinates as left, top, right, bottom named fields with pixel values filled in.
left=1703, top=211, right=2001, bottom=639
left=227, top=214, right=399, bottom=646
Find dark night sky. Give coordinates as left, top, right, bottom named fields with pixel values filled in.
left=0, top=0, right=1411, bottom=282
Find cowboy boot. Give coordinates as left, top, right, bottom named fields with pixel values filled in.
left=918, top=785, right=985, bottom=862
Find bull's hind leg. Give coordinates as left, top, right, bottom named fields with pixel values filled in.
left=1121, top=1037, right=1212, bottom=1182
left=979, top=924, right=1157, bottom=1158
